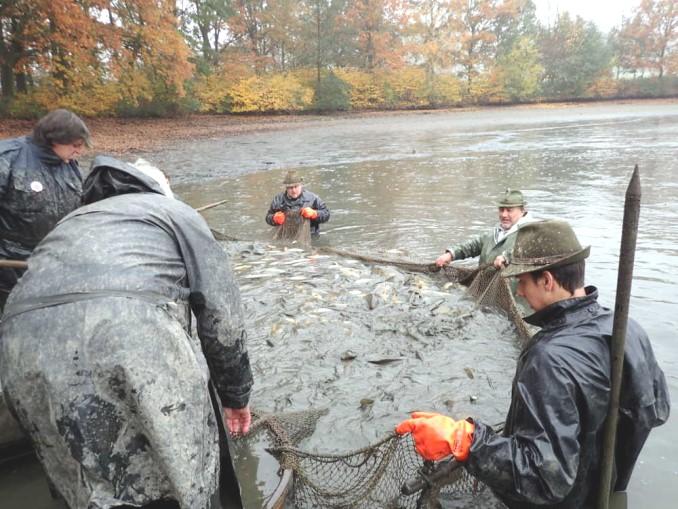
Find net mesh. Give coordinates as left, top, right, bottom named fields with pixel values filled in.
left=267, top=433, right=486, bottom=509
left=272, top=208, right=312, bottom=247
left=448, top=265, right=534, bottom=344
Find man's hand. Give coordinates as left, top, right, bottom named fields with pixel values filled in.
left=493, top=255, right=507, bottom=269
left=300, top=207, right=318, bottom=220
left=224, top=405, right=252, bottom=436
left=272, top=211, right=286, bottom=225
left=396, top=411, right=474, bottom=462
left=435, top=252, right=453, bottom=267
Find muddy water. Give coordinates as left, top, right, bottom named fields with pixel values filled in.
left=2, top=102, right=676, bottom=508
left=173, top=102, right=678, bottom=508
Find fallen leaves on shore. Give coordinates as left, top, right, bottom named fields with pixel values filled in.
left=0, top=114, right=339, bottom=155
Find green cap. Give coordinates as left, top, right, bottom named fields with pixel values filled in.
left=497, top=188, right=526, bottom=208
left=502, top=219, right=590, bottom=277
left=283, top=170, right=303, bottom=186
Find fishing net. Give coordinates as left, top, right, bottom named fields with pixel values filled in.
left=449, top=265, right=534, bottom=344
left=216, top=237, right=527, bottom=508
left=254, top=411, right=494, bottom=509
left=273, top=434, right=487, bottom=509
left=272, top=208, right=312, bottom=247
left=321, top=247, right=533, bottom=344
left=238, top=252, right=526, bottom=507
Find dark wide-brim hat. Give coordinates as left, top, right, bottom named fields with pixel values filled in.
left=503, top=219, right=590, bottom=277
left=283, top=170, right=303, bottom=186
left=497, top=188, right=526, bottom=208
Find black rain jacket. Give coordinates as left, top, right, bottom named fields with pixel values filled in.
left=265, top=189, right=330, bottom=235
left=0, top=136, right=82, bottom=294
left=465, top=287, right=669, bottom=508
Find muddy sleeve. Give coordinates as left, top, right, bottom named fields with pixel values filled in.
left=171, top=206, right=253, bottom=408
left=265, top=193, right=284, bottom=226
left=448, top=233, right=486, bottom=261
left=312, top=194, right=330, bottom=223
left=464, top=349, right=580, bottom=505
left=0, top=152, right=12, bottom=195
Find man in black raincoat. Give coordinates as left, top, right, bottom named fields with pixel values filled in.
left=266, top=170, right=330, bottom=235
left=397, top=220, right=669, bottom=508
left=0, top=109, right=90, bottom=310
left=0, top=156, right=254, bottom=509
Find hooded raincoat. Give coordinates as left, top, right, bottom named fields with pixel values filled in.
left=0, top=156, right=253, bottom=509
left=0, top=136, right=83, bottom=304
left=265, top=189, right=330, bottom=235
left=465, top=287, right=669, bottom=508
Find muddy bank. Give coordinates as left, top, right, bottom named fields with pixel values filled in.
left=1, top=98, right=675, bottom=155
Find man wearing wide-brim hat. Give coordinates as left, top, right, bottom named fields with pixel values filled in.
left=265, top=170, right=330, bottom=236
left=397, top=219, right=669, bottom=508
left=435, top=188, right=536, bottom=270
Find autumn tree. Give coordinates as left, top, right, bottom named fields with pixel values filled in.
left=340, top=0, right=408, bottom=71
left=497, top=35, right=542, bottom=100
left=263, top=0, right=306, bottom=71
left=617, top=0, right=676, bottom=78
left=406, top=0, right=457, bottom=102
left=449, top=0, right=520, bottom=98
left=0, top=0, right=35, bottom=98
left=178, top=0, right=237, bottom=71
left=539, top=13, right=613, bottom=98
left=493, top=0, right=538, bottom=57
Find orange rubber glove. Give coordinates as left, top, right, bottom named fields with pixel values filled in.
left=395, top=411, right=474, bottom=462
left=300, top=207, right=318, bottom=220
left=272, top=211, right=286, bottom=225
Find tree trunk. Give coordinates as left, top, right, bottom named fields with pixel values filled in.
left=0, top=32, right=15, bottom=98
left=316, top=0, right=321, bottom=84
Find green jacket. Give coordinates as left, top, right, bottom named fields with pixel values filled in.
left=448, top=213, right=535, bottom=265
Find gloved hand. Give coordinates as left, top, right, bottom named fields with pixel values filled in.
left=300, top=207, right=318, bottom=220
left=272, top=211, right=286, bottom=225
left=395, top=411, right=474, bottom=462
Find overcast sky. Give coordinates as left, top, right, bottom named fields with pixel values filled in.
left=533, top=0, right=640, bottom=33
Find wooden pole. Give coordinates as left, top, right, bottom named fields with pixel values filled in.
left=0, top=259, right=28, bottom=269
left=597, top=165, right=641, bottom=508
left=195, top=199, right=229, bottom=213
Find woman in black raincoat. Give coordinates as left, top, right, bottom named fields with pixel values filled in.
left=0, top=156, right=254, bottom=509
left=0, top=109, right=90, bottom=310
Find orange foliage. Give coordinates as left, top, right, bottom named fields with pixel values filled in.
left=334, top=69, right=385, bottom=109
left=227, top=74, right=313, bottom=113
left=586, top=74, right=619, bottom=98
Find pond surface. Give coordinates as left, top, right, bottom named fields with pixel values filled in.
left=171, top=101, right=678, bottom=508
left=3, top=101, right=676, bottom=508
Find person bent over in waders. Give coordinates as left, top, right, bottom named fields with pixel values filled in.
left=266, top=170, right=330, bottom=236
left=399, top=220, right=669, bottom=508
left=435, top=189, right=535, bottom=271
left=0, top=156, right=253, bottom=509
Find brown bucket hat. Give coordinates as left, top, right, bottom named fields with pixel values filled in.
left=497, top=188, right=526, bottom=208
left=502, top=219, right=590, bottom=277
left=283, top=170, right=303, bottom=186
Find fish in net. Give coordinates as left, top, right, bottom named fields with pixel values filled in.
left=226, top=245, right=527, bottom=508
left=272, top=207, right=312, bottom=247
left=320, top=247, right=534, bottom=344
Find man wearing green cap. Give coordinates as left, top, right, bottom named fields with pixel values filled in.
left=435, top=188, right=535, bottom=269
left=397, top=220, right=669, bottom=508
left=266, top=170, right=330, bottom=236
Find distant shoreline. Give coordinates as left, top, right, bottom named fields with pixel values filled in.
left=1, top=97, right=676, bottom=156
